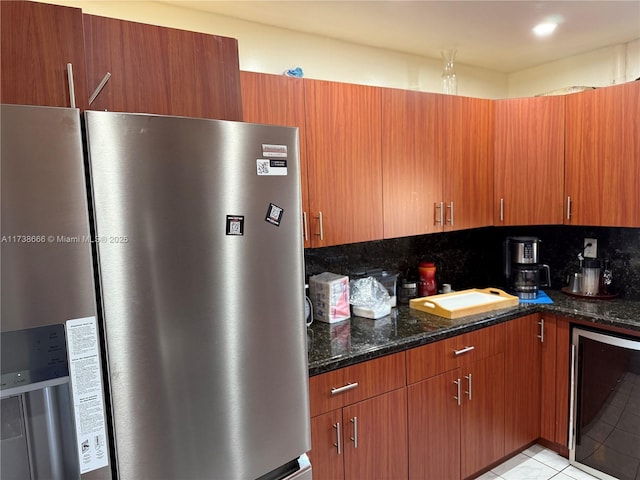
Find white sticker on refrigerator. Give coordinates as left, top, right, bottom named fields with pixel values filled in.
left=256, top=159, right=288, bottom=176
left=65, top=316, right=109, bottom=474
left=261, top=143, right=288, bottom=158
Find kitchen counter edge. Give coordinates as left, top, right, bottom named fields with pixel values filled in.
left=307, top=290, right=640, bottom=376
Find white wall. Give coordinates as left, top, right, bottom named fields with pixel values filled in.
left=509, top=39, right=640, bottom=98
left=38, top=1, right=639, bottom=99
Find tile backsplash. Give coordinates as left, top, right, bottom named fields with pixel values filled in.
left=304, top=226, right=640, bottom=300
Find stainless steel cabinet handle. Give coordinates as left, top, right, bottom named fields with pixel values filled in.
left=434, top=202, right=444, bottom=226
left=350, top=416, right=358, bottom=448
left=538, top=318, right=545, bottom=343
left=66, top=63, right=76, bottom=108
left=302, top=212, right=309, bottom=242
left=89, top=72, right=112, bottom=105
left=500, top=198, right=504, bottom=222
left=314, top=212, right=324, bottom=241
left=331, top=382, right=359, bottom=395
left=446, top=201, right=454, bottom=225
left=333, top=422, right=342, bottom=455
left=567, top=196, right=572, bottom=220
left=454, top=378, right=461, bottom=406
left=453, top=345, right=475, bottom=356
left=464, top=373, right=472, bottom=400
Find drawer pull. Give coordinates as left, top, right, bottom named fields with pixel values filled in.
left=453, top=345, right=475, bottom=356
left=331, top=382, right=359, bottom=395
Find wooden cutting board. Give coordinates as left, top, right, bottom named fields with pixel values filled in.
left=409, top=288, right=519, bottom=319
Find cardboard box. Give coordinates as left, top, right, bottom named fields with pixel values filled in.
left=309, top=272, right=350, bottom=323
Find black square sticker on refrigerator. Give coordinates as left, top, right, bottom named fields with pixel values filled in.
left=265, top=203, right=284, bottom=227
left=226, top=215, right=244, bottom=235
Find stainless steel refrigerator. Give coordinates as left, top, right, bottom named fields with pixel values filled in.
left=84, top=110, right=311, bottom=480
left=1, top=104, right=312, bottom=479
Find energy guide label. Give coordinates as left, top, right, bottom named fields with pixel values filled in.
left=66, top=316, right=109, bottom=474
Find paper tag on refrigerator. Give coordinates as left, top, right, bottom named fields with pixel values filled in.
left=257, top=159, right=287, bottom=176
left=66, top=316, right=109, bottom=474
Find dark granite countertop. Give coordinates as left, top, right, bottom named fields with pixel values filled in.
left=307, top=289, right=640, bottom=376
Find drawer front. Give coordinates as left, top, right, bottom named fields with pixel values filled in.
left=406, top=339, right=457, bottom=384
left=406, top=323, right=506, bottom=384
left=443, top=322, right=505, bottom=368
left=309, top=352, right=406, bottom=417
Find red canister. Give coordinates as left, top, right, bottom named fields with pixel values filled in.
left=418, top=262, right=437, bottom=296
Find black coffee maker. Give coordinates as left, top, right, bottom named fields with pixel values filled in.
left=503, top=236, right=550, bottom=299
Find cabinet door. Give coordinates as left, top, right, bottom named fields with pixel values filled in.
left=504, top=314, right=542, bottom=454
left=565, top=82, right=640, bottom=227
left=461, top=353, right=505, bottom=478
left=1, top=1, right=88, bottom=109
left=343, top=389, right=408, bottom=480
left=381, top=88, right=444, bottom=238
left=443, top=95, right=494, bottom=231
left=310, top=410, right=345, bottom=480
left=408, top=370, right=461, bottom=480
left=304, top=79, right=383, bottom=246
left=494, top=96, right=565, bottom=225
left=240, top=71, right=311, bottom=247
left=83, top=15, right=242, bottom=120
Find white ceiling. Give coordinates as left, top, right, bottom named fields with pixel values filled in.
left=160, top=0, right=640, bottom=73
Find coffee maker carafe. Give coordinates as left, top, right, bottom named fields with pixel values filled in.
left=504, top=236, right=551, bottom=299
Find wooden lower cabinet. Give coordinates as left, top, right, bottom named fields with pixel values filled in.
left=407, top=324, right=506, bottom=479
left=310, top=388, right=408, bottom=480
left=504, top=314, right=543, bottom=454
left=461, top=353, right=505, bottom=478
left=408, top=354, right=505, bottom=479
left=539, top=315, right=572, bottom=452
left=408, top=370, right=461, bottom=479
left=310, top=409, right=345, bottom=480
left=310, top=315, right=575, bottom=480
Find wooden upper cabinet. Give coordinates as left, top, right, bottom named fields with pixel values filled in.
left=565, top=82, right=640, bottom=227
left=240, top=71, right=311, bottom=247
left=1, top=1, right=88, bottom=109
left=83, top=14, right=242, bottom=120
left=494, top=96, right=565, bottom=226
left=443, top=95, right=494, bottom=231
left=382, top=88, right=444, bottom=238
left=303, top=79, right=383, bottom=247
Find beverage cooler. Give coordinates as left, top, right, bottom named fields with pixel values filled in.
left=570, top=327, right=640, bottom=480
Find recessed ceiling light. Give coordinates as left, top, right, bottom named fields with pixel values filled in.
left=533, top=22, right=558, bottom=37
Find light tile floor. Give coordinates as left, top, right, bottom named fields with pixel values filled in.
left=476, top=444, right=601, bottom=480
